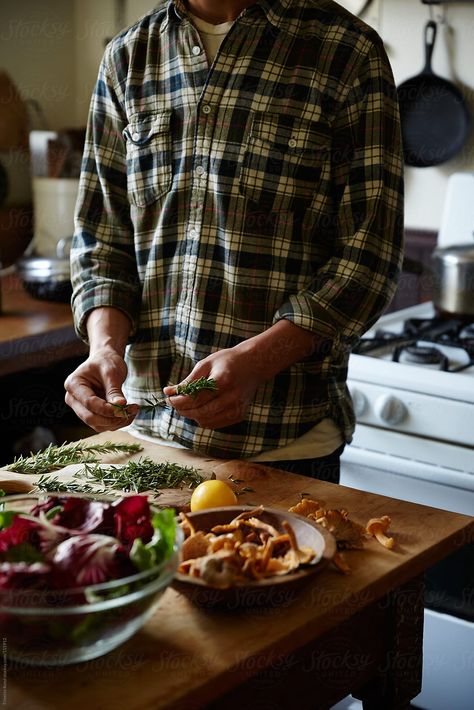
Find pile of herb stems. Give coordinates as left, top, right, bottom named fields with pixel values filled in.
left=35, top=458, right=204, bottom=495
left=7, top=441, right=143, bottom=476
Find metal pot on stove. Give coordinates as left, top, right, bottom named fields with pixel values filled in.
left=431, top=245, right=474, bottom=317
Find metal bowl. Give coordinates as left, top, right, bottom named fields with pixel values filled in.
left=16, top=253, right=72, bottom=302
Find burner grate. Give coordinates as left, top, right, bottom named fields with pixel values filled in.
left=393, top=344, right=449, bottom=370
left=354, top=315, right=474, bottom=372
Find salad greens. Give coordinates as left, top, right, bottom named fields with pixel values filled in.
left=130, top=509, right=176, bottom=571
left=0, top=494, right=177, bottom=591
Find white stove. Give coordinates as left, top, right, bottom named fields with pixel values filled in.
left=340, top=172, right=474, bottom=710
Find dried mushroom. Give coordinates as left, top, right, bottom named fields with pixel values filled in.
left=177, top=508, right=316, bottom=588
left=366, top=516, right=395, bottom=549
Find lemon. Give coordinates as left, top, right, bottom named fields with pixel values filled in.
left=190, top=479, right=238, bottom=511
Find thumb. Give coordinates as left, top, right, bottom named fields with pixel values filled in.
left=104, top=378, right=126, bottom=404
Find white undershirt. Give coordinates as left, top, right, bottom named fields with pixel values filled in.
left=128, top=416, right=343, bottom=461
left=188, top=12, right=233, bottom=64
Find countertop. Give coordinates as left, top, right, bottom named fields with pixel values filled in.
left=0, top=273, right=86, bottom=376
left=4, top=430, right=474, bottom=710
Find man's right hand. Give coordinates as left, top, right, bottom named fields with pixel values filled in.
left=64, top=347, right=138, bottom=432
left=64, top=307, right=137, bottom=432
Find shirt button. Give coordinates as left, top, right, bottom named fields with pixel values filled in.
left=195, top=165, right=205, bottom=176
left=192, top=45, right=201, bottom=56
left=288, top=138, right=297, bottom=148
left=189, top=228, right=198, bottom=238
left=202, top=104, right=211, bottom=114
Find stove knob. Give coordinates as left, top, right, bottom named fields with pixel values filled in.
left=349, top=387, right=368, bottom=417
left=374, top=394, right=407, bottom=425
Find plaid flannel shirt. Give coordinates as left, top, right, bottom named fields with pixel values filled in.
left=71, top=0, right=404, bottom=459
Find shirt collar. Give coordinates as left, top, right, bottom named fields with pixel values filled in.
left=168, top=0, right=294, bottom=30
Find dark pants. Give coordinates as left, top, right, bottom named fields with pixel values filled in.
left=258, top=444, right=345, bottom=485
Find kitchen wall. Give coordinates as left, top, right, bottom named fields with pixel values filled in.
left=1, top=0, right=474, bottom=230
left=73, top=1, right=156, bottom=119
left=379, top=0, right=474, bottom=231
left=0, top=0, right=77, bottom=129
left=73, top=0, right=116, bottom=125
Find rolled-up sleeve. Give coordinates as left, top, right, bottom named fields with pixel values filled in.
left=71, top=46, right=140, bottom=342
left=274, top=35, right=404, bottom=353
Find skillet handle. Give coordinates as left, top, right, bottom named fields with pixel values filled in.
left=423, top=20, right=437, bottom=74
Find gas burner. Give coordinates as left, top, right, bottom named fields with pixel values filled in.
left=403, top=317, right=464, bottom=341
left=393, top=344, right=449, bottom=370
left=354, top=312, right=474, bottom=372
left=460, top=324, right=474, bottom=339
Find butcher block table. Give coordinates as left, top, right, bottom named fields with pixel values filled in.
left=3, top=430, right=474, bottom=710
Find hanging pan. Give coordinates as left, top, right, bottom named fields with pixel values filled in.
left=397, top=20, right=471, bottom=168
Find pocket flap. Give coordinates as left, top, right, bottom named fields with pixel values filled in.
left=124, top=110, right=172, bottom=145
left=250, top=113, right=330, bottom=152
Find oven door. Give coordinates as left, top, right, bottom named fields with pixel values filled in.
left=341, top=426, right=474, bottom=710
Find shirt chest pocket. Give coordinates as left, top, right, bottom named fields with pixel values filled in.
left=239, top=113, right=330, bottom=212
left=123, top=110, right=172, bottom=208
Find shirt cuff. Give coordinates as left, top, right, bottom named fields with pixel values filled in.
left=274, top=293, right=340, bottom=338
left=71, top=281, right=140, bottom=343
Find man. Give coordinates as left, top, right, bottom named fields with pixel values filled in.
left=65, top=0, right=404, bottom=483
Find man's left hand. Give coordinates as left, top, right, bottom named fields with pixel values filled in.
left=163, top=348, right=262, bottom=429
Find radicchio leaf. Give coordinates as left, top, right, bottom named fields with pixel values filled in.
left=0, top=516, right=40, bottom=555
left=32, top=496, right=114, bottom=535
left=0, top=561, right=52, bottom=590
left=50, top=534, right=135, bottom=587
left=113, top=495, right=154, bottom=548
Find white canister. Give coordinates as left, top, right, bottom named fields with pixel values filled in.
left=32, top=177, right=79, bottom=257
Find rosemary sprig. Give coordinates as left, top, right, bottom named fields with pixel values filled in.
left=175, top=377, right=218, bottom=397
left=34, top=475, right=107, bottom=494
left=80, top=457, right=205, bottom=493
left=142, top=377, right=218, bottom=412
left=6, top=441, right=143, bottom=476
left=110, top=403, right=133, bottom=418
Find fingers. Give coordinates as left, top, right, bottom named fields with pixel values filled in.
left=64, top=358, right=137, bottom=431
left=65, top=377, right=114, bottom=418
left=64, top=390, right=136, bottom=432
left=167, top=388, right=217, bottom=412
left=171, top=390, right=250, bottom=429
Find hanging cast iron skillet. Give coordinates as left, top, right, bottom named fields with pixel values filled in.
left=397, top=20, right=471, bottom=168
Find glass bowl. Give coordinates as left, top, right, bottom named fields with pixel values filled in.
left=0, top=493, right=183, bottom=666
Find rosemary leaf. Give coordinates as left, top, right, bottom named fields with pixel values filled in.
left=236, top=486, right=255, bottom=496
left=6, top=441, right=143, bottom=475
left=175, top=377, right=218, bottom=397
left=142, top=377, right=218, bottom=412
left=80, top=457, right=205, bottom=493
left=110, top=403, right=132, bottom=418
left=34, top=475, right=106, bottom=494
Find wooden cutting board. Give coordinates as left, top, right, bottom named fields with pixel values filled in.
left=0, top=429, right=321, bottom=512
left=0, top=430, right=224, bottom=508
